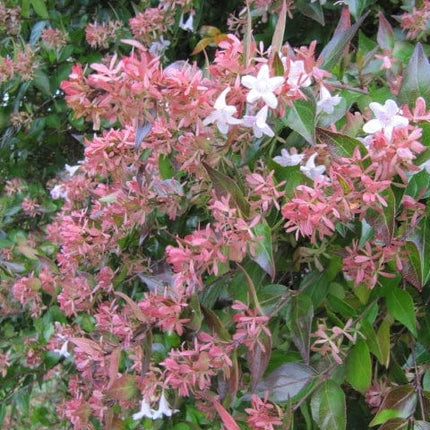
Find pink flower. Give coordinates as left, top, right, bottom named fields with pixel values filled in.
left=245, top=394, right=283, bottom=430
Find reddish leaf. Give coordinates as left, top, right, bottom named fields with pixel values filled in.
left=106, top=375, right=138, bottom=402
left=248, top=329, right=272, bottom=391
left=107, top=347, right=121, bottom=389
left=114, top=291, right=146, bottom=322
left=69, top=337, right=103, bottom=356
left=270, top=0, right=287, bottom=57
left=210, top=397, right=240, bottom=430
left=377, top=12, right=395, bottom=51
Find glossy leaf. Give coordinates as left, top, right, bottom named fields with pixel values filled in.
left=405, top=170, right=430, bottom=200
left=285, top=294, right=314, bottom=363
left=414, top=421, right=430, bottom=430
left=210, top=397, right=240, bottom=430
left=248, top=329, right=272, bottom=391
left=255, top=362, right=316, bottom=402
left=377, top=12, right=395, bottom=51
left=398, top=43, right=430, bottom=107
left=370, top=385, right=417, bottom=426
left=345, top=0, right=371, bottom=20
left=251, top=222, right=275, bottom=280
left=345, top=340, right=371, bottom=392
left=401, top=240, right=423, bottom=291
left=310, top=380, right=346, bottom=430
left=282, top=93, right=316, bottom=144
left=270, top=0, right=287, bottom=56
left=203, top=163, right=250, bottom=217
left=384, top=287, right=417, bottom=336
left=295, top=0, right=324, bottom=25
left=319, top=12, right=368, bottom=71
left=376, top=319, right=391, bottom=368
left=365, top=187, right=396, bottom=245
left=379, top=418, right=409, bottom=430
left=317, top=127, right=367, bottom=160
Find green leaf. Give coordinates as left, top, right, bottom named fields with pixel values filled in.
left=365, top=187, right=396, bottom=245
left=384, top=287, right=417, bottom=336
left=379, top=418, right=409, bottom=430
left=405, top=170, right=430, bottom=201
left=377, top=12, right=395, bottom=51
left=370, top=385, right=417, bottom=426
left=251, top=222, right=275, bottom=279
left=345, top=340, right=371, bottom=392
left=319, top=12, right=368, bottom=71
left=33, top=69, right=51, bottom=96
left=30, top=0, right=49, bottom=18
left=255, top=362, right=316, bottom=402
left=311, top=380, right=346, bottom=430
left=30, top=20, right=47, bottom=46
left=295, top=0, right=325, bottom=25
left=158, top=154, right=174, bottom=179
left=346, top=0, right=373, bottom=20
left=203, top=162, right=250, bottom=217
left=282, top=92, right=316, bottom=144
left=285, top=293, right=314, bottom=363
left=376, top=319, right=391, bottom=368
left=317, top=127, right=367, bottom=160
left=398, top=43, right=430, bottom=107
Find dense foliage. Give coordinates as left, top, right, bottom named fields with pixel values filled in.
left=1, top=0, right=430, bottom=429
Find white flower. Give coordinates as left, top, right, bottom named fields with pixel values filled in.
left=53, top=340, right=71, bottom=358
left=65, top=164, right=80, bottom=177
left=50, top=184, right=68, bottom=200
left=151, top=392, right=179, bottom=419
left=133, top=392, right=179, bottom=421
left=363, top=99, right=409, bottom=139
left=133, top=399, right=156, bottom=421
left=420, top=159, right=430, bottom=173
left=242, top=105, right=274, bottom=138
left=300, top=153, right=326, bottom=180
left=203, top=87, right=242, bottom=134
left=179, top=13, right=194, bottom=32
left=273, top=148, right=304, bottom=167
left=286, top=60, right=312, bottom=89
left=149, top=36, right=171, bottom=56
left=317, top=86, right=342, bottom=114
left=241, top=64, right=285, bottom=109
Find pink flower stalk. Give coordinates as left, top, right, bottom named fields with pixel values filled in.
left=161, top=335, right=232, bottom=397
left=245, top=393, right=283, bottom=430
left=310, top=319, right=357, bottom=364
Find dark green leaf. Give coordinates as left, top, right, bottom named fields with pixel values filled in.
left=203, top=163, right=250, bottom=217
left=30, top=20, right=47, bottom=46
left=345, top=340, right=371, bottom=392
left=346, top=0, right=373, bottom=20
left=295, top=0, right=324, bottom=25
left=159, top=154, right=174, bottom=179
left=285, top=294, right=313, bottom=363
left=319, top=12, right=368, bottom=71
left=317, top=127, right=367, bottom=160
left=398, top=43, right=430, bottom=107
left=255, top=362, right=316, bottom=402
left=282, top=91, right=316, bottom=144
left=384, top=287, right=417, bottom=336
left=379, top=418, right=409, bottom=430
left=405, top=170, right=430, bottom=200
left=311, top=380, right=346, bottom=430
left=365, top=187, right=396, bottom=245
left=376, top=319, right=391, bottom=368
left=370, top=385, right=417, bottom=426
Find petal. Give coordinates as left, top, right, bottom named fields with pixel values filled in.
left=214, top=87, right=230, bottom=109
left=363, top=119, right=383, bottom=134
left=267, top=76, right=285, bottom=90
left=241, top=75, right=257, bottom=89
left=246, top=89, right=261, bottom=104
left=262, top=92, right=278, bottom=109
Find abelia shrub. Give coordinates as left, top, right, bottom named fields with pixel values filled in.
left=2, top=1, right=430, bottom=429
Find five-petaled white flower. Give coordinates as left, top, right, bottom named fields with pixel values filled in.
left=273, top=148, right=304, bottom=167
left=286, top=60, right=312, bottom=89
left=241, top=64, right=285, bottom=109
left=179, top=13, right=194, bottom=32
left=242, top=105, right=274, bottom=138
left=203, top=87, right=242, bottom=134
left=300, top=153, right=326, bottom=180
left=317, top=86, right=342, bottom=114
left=133, top=392, right=179, bottom=421
left=65, top=163, right=80, bottom=177
left=363, top=99, right=409, bottom=139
